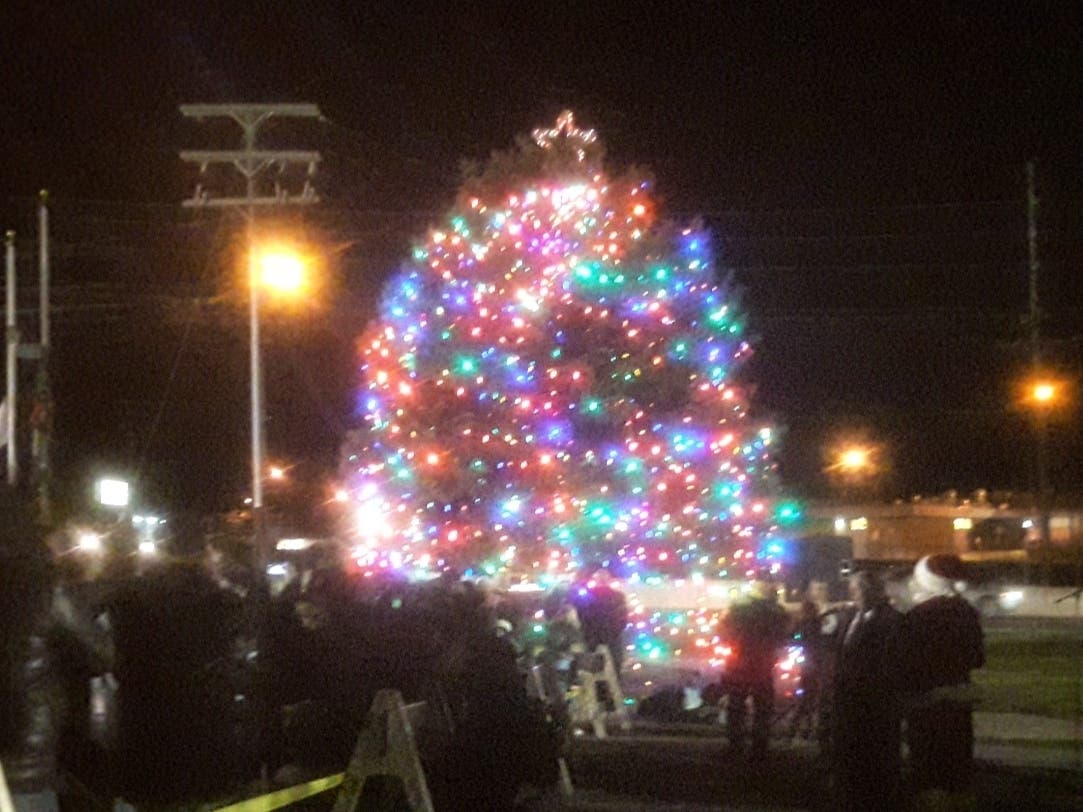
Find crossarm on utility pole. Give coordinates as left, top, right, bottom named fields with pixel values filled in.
left=180, top=150, right=322, bottom=168
left=180, top=103, right=321, bottom=120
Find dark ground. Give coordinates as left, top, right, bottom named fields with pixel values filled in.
left=562, top=734, right=1083, bottom=811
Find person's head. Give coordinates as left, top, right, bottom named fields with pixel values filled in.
left=544, top=586, right=570, bottom=618
left=749, top=578, right=778, bottom=602
left=849, top=570, right=886, bottom=611
left=582, top=565, right=615, bottom=588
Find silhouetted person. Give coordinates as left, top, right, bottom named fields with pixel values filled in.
left=0, top=489, right=60, bottom=811
left=437, top=585, right=558, bottom=809
left=896, top=554, right=984, bottom=801
left=833, top=570, right=902, bottom=811
left=535, top=592, right=584, bottom=717
left=719, top=580, right=791, bottom=757
left=110, top=558, right=247, bottom=804
left=790, top=597, right=825, bottom=740
left=569, top=572, right=628, bottom=672
left=45, top=528, right=116, bottom=808
left=2, top=492, right=121, bottom=811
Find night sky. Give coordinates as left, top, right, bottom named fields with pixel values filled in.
left=2, top=3, right=1081, bottom=518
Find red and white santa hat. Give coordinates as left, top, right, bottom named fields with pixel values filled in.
left=913, top=554, right=968, bottom=596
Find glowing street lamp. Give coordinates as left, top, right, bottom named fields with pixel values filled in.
left=837, top=446, right=872, bottom=473
left=1017, top=373, right=1068, bottom=415
left=1029, top=380, right=1059, bottom=407
left=826, top=441, right=882, bottom=501
left=77, top=531, right=103, bottom=553
left=258, top=248, right=308, bottom=297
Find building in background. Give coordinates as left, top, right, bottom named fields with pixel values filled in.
left=803, top=491, right=1083, bottom=564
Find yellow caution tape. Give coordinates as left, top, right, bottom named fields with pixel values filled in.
left=213, top=772, right=344, bottom=812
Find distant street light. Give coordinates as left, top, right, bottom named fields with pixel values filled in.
left=1028, top=380, right=1059, bottom=408
left=838, top=446, right=873, bottom=473
left=826, top=441, right=882, bottom=501
left=77, top=531, right=103, bottom=552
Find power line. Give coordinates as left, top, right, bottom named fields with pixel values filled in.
left=135, top=214, right=232, bottom=480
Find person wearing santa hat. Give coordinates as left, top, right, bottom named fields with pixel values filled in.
left=895, top=554, right=985, bottom=801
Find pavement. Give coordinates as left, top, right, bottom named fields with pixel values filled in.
left=974, top=711, right=1083, bottom=771
left=520, top=713, right=1083, bottom=811
left=975, top=712, right=1083, bottom=741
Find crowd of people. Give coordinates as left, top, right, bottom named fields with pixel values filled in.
left=0, top=490, right=573, bottom=810
left=716, top=558, right=985, bottom=811
left=1, top=480, right=984, bottom=812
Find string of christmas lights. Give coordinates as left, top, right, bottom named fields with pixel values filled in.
left=340, top=112, right=791, bottom=583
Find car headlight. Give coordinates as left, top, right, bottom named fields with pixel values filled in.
left=999, top=589, right=1024, bottom=610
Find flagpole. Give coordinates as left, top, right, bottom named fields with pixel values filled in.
left=35, top=191, right=51, bottom=520
left=38, top=192, right=49, bottom=356
left=6, top=230, right=17, bottom=485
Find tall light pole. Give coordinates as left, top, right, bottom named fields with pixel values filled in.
left=181, top=103, right=321, bottom=573
left=247, top=196, right=263, bottom=545
left=1024, top=161, right=1050, bottom=548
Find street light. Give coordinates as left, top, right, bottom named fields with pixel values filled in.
left=1027, top=379, right=1060, bottom=408
left=837, top=446, right=873, bottom=473
left=258, top=248, right=308, bottom=297
left=826, top=441, right=882, bottom=501
left=249, top=242, right=310, bottom=572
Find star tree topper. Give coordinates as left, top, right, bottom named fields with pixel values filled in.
left=532, top=110, right=598, bottom=161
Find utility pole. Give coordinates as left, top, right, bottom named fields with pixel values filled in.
left=1026, top=160, right=1041, bottom=366
left=1025, top=160, right=1050, bottom=549
left=180, top=103, right=321, bottom=576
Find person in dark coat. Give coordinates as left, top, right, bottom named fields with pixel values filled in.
left=3, top=490, right=121, bottom=811
left=45, top=529, right=117, bottom=808
left=569, top=573, right=628, bottom=673
left=896, top=554, right=985, bottom=800
left=0, top=489, right=61, bottom=811
left=719, top=580, right=791, bottom=757
left=110, top=558, right=247, bottom=804
left=833, top=570, right=903, bottom=811
left=789, top=597, right=825, bottom=740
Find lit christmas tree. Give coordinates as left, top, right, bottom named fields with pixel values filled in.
left=341, top=112, right=786, bottom=583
